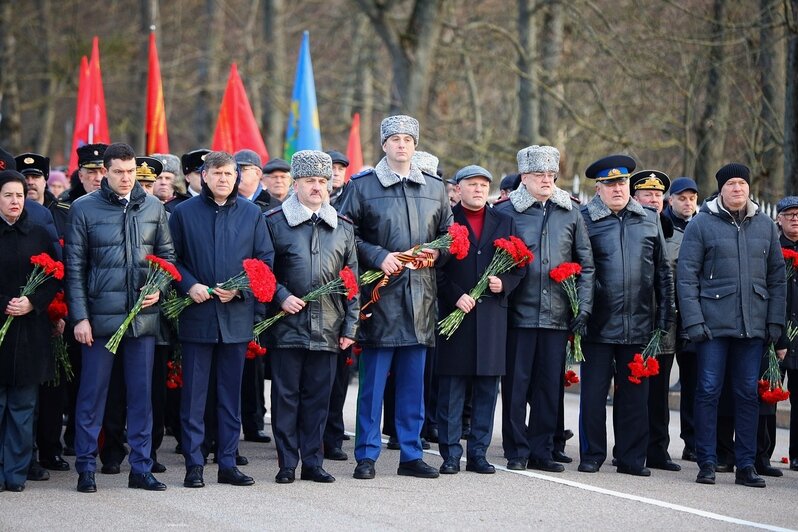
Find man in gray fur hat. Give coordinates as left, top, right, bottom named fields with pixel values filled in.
left=339, top=115, right=453, bottom=480
left=265, top=150, right=359, bottom=484
left=150, top=153, right=182, bottom=204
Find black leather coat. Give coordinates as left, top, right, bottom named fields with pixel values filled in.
left=338, top=160, right=453, bottom=347
left=494, top=186, right=594, bottom=329
left=779, top=234, right=798, bottom=370
left=580, top=195, right=674, bottom=345
left=65, top=179, right=175, bottom=338
left=265, top=196, right=359, bottom=353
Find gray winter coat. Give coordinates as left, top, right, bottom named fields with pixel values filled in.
left=677, top=196, right=786, bottom=340
left=494, top=185, right=594, bottom=329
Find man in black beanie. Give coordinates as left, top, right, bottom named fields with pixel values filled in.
left=678, top=162, right=786, bottom=488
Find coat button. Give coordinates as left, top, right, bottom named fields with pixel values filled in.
left=477, top=250, right=481, bottom=255
left=478, top=299, right=482, bottom=303
left=715, top=294, right=719, bottom=298
left=542, top=289, right=548, bottom=294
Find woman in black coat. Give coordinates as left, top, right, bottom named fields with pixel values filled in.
left=0, top=171, right=60, bottom=492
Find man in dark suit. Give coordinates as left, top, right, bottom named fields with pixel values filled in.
left=436, top=165, right=524, bottom=474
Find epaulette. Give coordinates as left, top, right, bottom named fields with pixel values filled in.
left=56, top=201, right=71, bottom=210
left=349, top=169, right=373, bottom=180
left=265, top=205, right=284, bottom=217
left=493, top=197, right=511, bottom=205
left=337, top=213, right=353, bottom=224
left=570, top=195, right=582, bottom=205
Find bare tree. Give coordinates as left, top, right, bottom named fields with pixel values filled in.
left=517, top=0, right=539, bottom=147
left=786, top=0, right=798, bottom=194
left=262, top=0, right=288, bottom=158
left=194, top=0, right=224, bottom=146
left=0, top=0, right=21, bottom=151
left=538, top=0, right=564, bottom=147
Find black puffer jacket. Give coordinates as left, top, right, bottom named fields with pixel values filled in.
left=265, top=195, right=359, bottom=353
left=338, top=158, right=452, bottom=347
left=580, top=195, right=674, bottom=345
left=494, top=185, right=594, bottom=329
left=0, top=210, right=60, bottom=386
left=678, top=197, right=786, bottom=340
left=65, top=179, right=175, bottom=337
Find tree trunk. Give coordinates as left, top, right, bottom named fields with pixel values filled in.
left=35, top=0, right=57, bottom=155
left=243, top=0, right=262, bottom=136
left=195, top=0, right=223, bottom=146
left=0, top=0, right=22, bottom=151
left=538, top=0, right=563, bottom=146
left=754, top=0, right=785, bottom=201
left=262, top=0, right=288, bottom=159
left=693, top=0, right=730, bottom=194
left=785, top=0, right=798, bottom=195
left=517, top=0, right=538, bottom=147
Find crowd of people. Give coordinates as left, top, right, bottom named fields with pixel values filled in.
left=0, top=113, right=795, bottom=495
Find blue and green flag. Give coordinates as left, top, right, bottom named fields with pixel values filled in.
left=284, top=31, right=322, bottom=160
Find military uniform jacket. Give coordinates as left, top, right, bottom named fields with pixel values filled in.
left=436, top=204, right=524, bottom=376
left=265, top=194, right=359, bottom=353
left=338, top=157, right=453, bottom=348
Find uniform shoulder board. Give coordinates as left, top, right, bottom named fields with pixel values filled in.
left=56, top=201, right=71, bottom=210
left=493, top=197, right=511, bottom=206
left=570, top=195, right=582, bottom=205
left=337, top=213, right=353, bottom=224
left=265, top=205, right=284, bottom=217
left=350, top=169, right=373, bottom=180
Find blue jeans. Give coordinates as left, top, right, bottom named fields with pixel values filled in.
left=694, top=337, right=764, bottom=469
left=355, top=345, right=426, bottom=463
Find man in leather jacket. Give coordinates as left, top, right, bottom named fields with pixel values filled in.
left=339, top=115, right=453, bottom=480
left=265, top=150, right=359, bottom=485
left=577, top=154, right=673, bottom=477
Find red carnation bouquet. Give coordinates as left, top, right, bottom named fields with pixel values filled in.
left=246, top=341, right=268, bottom=360
left=564, top=369, right=580, bottom=388
left=759, top=343, right=791, bottom=404
left=253, top=266, right=359, bottom=336
left=47, top=291, right=73, bottom=386
left=628, top=329, right=664, bottom=384
left=550, top=262, right=585, bottom=362
left=0, top=253, right=64, bottom=348
left=162, top=258, right=276, bottom=319
left=106, top=255, right=182, bottom=355
left=782, top=248, right=798, bottom=280
left=166, top=359, right=183, bottom=389
left=414, top=223, right=470, bottom=259
left=437, top=236, right=533, bottom=340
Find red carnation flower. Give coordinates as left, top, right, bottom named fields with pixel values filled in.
left=549, top=262, right=582, bottom=284
left=243, top=258, right=277, bottom=303
left=339, top=266, right=359, bottom=301
left=448, top=223, right=471, bottom=260
left=145, top=254, right=182, bottom=282
left=508, top=236, right=534, bottom=266
left=564, top=369, right=580, bottom=387
left=782, top=248, right=798, bottom=268
left=30, top=252, right=65, bottom=280
left=246, top=341, right=267, bottom=360
left=47, top=291, right=68, bottom=323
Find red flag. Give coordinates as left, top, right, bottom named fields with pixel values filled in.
left=345, top=113, right=363, bottom=182
left=68, top=56, right=91, bottom=174
left=145, top=32, right=169, bottom=154
left=211, top=63, right=269, bottom=162
left=87, top=36, right=110, bottom=145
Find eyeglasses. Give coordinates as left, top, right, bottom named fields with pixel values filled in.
left=529, top=172, right=558, bottom=180
left=780, top=212, right=798, bottom=220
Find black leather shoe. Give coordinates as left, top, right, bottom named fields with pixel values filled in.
left=324, top=448, right=348, bottom=461
left=682, top=448, right=698, bottom=462
left=63, top=445, right=75, bottom=457
left=578, top=461, right=600, bottom=473
left=300, top=466, right=335, bottom=483
left=386, top=436, right=400, bottom=450
left=715, top=463, right=734, bottom=473
left=27, top=462, right=50, bottom=481
left=563, top=429, right=574, bottom=441
left=439, top=458, right=460, bottom=474
left=461, top=424, right=471, bottom=439
left=397, top=459, right=439, bottom=478
left=696, top=464, right=716, bottom=484
left=507, top=459, right=526, bottom=471
left=129, top=472, right=167, bottom=491
left=244, top=430, right=272, bottom=443
left=617, top=464, right=651, bottom=477
left=77, top=471, right=96, bottom=493
left=552, top=450, right=573, bottom=464
left=183, top=465, right=204, bottom=488
left=218, top=467, right=255, bottom=486
left=611, top=458, right=618, bottom=466
left=174, top=443, right=182, bottom=454
left=6, top=484, right=24, bottom=492
left=791, top=458, right=798, bottom=472
left=648, top=459, right=681, bottom=472
left=353, top=459, right=375, bottom=479
left=421, top=438, right=430, bottom=450
left=735, top=466, right=766, bottom=487
left=0, top=484, right=4, bottom=492
left=40, top=455, right=70, bottom=471
left=151, top=461, right=167, bottom=474
left=275, top=468, right=295, bottom=484
left=756, top=464, right=783, bottom=477
left=342, top=434, right=351, bottom=441
left=527, top=458, right=564, bottom=473
left=426, top=427, right=439, bottom=444
left=100, top=462, right=120, bottom=475
left=236, top=453, right=249, bottom=466
left=466, top=457, right=495, bottom=474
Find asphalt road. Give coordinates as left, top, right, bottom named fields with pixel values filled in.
left=1, top=382, right=796, bottom=531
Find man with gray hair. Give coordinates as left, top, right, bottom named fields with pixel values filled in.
left=339, top=115, right=452, bottom=480
left=265, top=150, right=359, bottom=484
left=150, top=153, right=182, bottom=204
left=494, top=145, right=594, bottom=472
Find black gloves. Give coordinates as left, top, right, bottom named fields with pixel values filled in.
left=686, top=323, right=711, bottom=344
left=569, top=311, right=590, bottom=337
left=767, top=324, right=783, bottom=346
